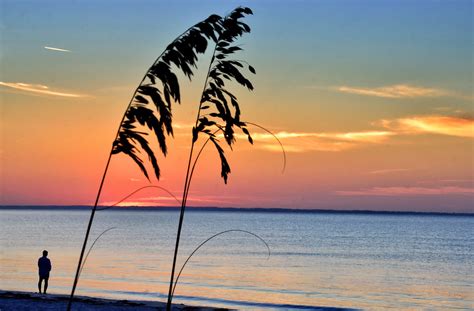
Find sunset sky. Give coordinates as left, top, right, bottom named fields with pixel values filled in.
left=1, top=0, right=473, bottom=212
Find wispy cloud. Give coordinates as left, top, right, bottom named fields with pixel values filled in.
left=380, top=115, right=474, bottom=138
left=100, top=201, right=170, bottom=207
left=336, top=84, right=452, bottom=99
left=173, top=122, right=196, bottom=129
left=0, top=82, right=86, bottom=98
left=336, top=186, right=474, bottom=196
left=139, top=196, right=227, bottom=204
left=416, top=179, right=473, bottom=187
left=232, top=130, right=394, bottom=152
left=44, top=46, right=71, bottom=52
left=439, top=179, right=473, bottom=184
left=368, top=168, right=412, bottom=175
left=175, top=113, right=471, bottom=154
left=235, top=131, right=393, bottom=141
left=176, top=125, right=393, bottom=152
left=245, top=114, right=473, bottom=153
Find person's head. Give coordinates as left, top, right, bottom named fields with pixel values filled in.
left=43, top=250, right=48, bottom=257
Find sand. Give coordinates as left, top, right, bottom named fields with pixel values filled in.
left=0, top=290, right=230, bottom=311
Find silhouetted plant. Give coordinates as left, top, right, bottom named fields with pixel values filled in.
left=166, top=7, right=255, bottom=309
left=67, top=12, right=223, bottom=310
left=68, top=6, right=257, bottom=311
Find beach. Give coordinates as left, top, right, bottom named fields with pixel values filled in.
left=0, top=290, right=230, bottom=311
left=0, top=290, right=356, bottom=310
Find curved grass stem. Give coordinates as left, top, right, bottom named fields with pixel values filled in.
left=78, top=227, right=117, bottom=277
left=245, top=121, right=286, bottom=174
left=97, top=185, right=181, bottom=211
left=171, top=229, right=270, bottom=297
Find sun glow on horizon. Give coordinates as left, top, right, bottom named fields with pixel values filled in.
left=1, top=1, right=472, bottom=213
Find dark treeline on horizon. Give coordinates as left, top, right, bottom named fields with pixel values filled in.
left=0, top=205, right=472, bottom=216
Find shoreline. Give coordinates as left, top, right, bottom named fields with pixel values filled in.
left=0, top=290, right=230, bottom=310
left=0, top=290, right=359, bottom=310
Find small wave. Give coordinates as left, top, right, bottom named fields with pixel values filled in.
left=174, top=293, right=360, bottom=310
left=108, top=289, right=358, bottom=310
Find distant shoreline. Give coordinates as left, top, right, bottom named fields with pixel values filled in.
left=1, top=205, right=472, bottom=216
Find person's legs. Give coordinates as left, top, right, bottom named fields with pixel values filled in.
left=38, top=277, right=42, bottom=293
left=44, top=276, right=49, bottom=294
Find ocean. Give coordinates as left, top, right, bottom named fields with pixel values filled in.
left=0, top=208, right=472, bottom=310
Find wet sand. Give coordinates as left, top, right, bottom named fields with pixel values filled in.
left=0, top=290, right=231, bottom=310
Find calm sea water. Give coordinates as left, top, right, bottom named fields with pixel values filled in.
left=0, top=208, right=472, bottom=310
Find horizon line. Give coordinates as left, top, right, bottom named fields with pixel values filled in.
left=0, top=205, right=472, bottom=216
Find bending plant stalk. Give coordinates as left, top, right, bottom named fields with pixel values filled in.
left=166, top=8, right=255, bottom=309
left=67, top=13, right=224, bottom=310
left=67, top=6, right=256, bottom=311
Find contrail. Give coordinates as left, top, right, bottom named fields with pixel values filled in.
left=44, top=46, right=71, bottom=52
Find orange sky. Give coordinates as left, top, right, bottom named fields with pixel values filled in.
left=1, top=1, right=473, bottom=212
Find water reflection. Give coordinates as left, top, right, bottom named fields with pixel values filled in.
left=1, top=209, right=472, bottom=309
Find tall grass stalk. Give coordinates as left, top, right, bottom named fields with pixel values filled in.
left=67, top=14, right=224, bottom=309
left=67, top=7, right=256, bottom=310
left=166, top=8, right=255, bottom=309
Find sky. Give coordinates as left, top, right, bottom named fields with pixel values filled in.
left=1, top=0, right=473, bottom=212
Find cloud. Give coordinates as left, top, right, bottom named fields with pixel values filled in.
left=175, top=126, right=393, bottom=152
left=336, top=84, right=451, bottom=99
left=368, top=168, right=412, bottom=175
left=336, top=186, right=474, bottom=196
left=439, top=179, right=473, bottom=184
left=233, top=130, right=394, bottom=152
left=244, top=114, right=472, bottom=153
left=249, top=131, right=393, bottom=142
left=44, top=46, right=71, bottom=52
left=173, top=122, right=196, bottom=129
left=175, top=114, right=471, bottom=154
left=139, top=196, right=227, bottom=204
left=380, top=115, right=474, bottom=138
left=416, top=179, right=473, bottom=186
left=0, top=82, right=85, bottom=98
left=100, top=201, right=170, bottom=207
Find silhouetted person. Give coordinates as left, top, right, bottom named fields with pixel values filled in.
left=38, top=250, right=52, bottom=294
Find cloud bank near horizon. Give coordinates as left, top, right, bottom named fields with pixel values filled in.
left=336, top=186, right=474, bottom=196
